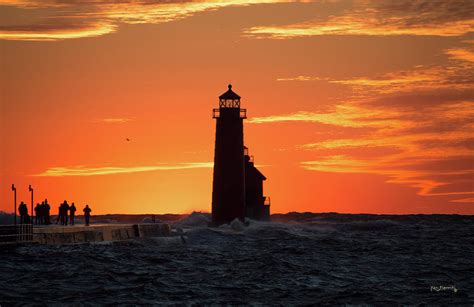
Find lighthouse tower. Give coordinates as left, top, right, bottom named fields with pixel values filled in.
left=211, top=84, right=247, bottom=225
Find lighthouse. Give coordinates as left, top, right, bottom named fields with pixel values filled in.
left=211, top=84, right=270, bottom=225
left=211, top=84, right=247, bottom=225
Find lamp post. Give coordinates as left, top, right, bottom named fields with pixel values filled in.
left=12, top=184, right=17, bottom=226
left=29, top=185, right=34, bottom=225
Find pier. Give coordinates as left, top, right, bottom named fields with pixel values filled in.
left=0, top=223, right=172, bottom=246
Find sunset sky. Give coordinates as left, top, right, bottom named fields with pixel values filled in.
left=1, top=0, right=473, bottom=215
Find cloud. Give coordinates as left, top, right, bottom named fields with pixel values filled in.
left=0, top=0, right=296, bottom=41
left=93, top=118, right=133, bottom=124
left=32, top=162, right=213, bottom=176
left=244, top=0, right=474, bottom=38
left=244, top=18, right=474, bottom=39
left=255, top=47, right=474, bottom=200
left=293, top=97, right=474, bottom=198
left=276, top=76, right=329, bottom=82
left=248, top=105, right=403, bottom=128
left=277, top=64, right=474, bottom=97
left=301, top=155, right=474, bottom=198
left=445, top=47, right=474, bottom=63
left=4, top=0, right=472, bottom=41
left=0, top=22, right=116, bottom=41
left=450, top=197, right=474, bottom=203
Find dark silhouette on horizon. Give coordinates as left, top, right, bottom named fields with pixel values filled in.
left=18, top=201, right=30, bottom=224
left=35, top=201, right=51, bottom=225
left=57, top=200, right=70, bottom=225
left=83, top=205, right=92, bottom=226
left=34, top=203, right=41, bottom=225
left=70, top=203, right=76, bottom=225
left=43, top=199, right=51, bottom=225
left=211, top=84, right=270, bottom=225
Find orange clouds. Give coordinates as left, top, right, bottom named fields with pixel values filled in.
left=0, top=23, right=116, bottom=41
left=93, top=118, right=134, bottom=124
left=253, top=51, right=474, bottom=202
left=0, top=0, right=297, bottom=41
left=445, top=48, right=474, bottom=63
left=244, top=1, right=474, bottom=38
left=244, top=18, right=474, bottom=39
left=248, top=105, right=403, bottom=128
left=2, top=0, right=472, bottom=43
left=5, top=0, right=472, bottom=42
left=277, top=63, right=474, bottom=96
left=300, top=98, right=472, bottom=200
left=33, top=162, right=213, bottom=177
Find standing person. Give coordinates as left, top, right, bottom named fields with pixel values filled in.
left=59, top=201, right=67, bottom=225
left=83, top=205, right=92, bottom=226
left=18, top=201, right=28, bottom=224
left=64, top=201, right=70, bottom=226
left=34, top=203, right=41, bottom=225
left=56, top=203, right=62, bottom=224
left=44, top=199, right=51, bottom=225
left=69, top=203, right=76, bottom=226
left=40, top=201, right=46, bottom=225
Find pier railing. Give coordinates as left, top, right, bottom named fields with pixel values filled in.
left=0, top=224, right=34, bottom=244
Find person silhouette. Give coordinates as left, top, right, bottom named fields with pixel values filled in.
left=64, top=201, right=70, bottom=225
left=56, top=203, right=62, bottom=225
left=70, top=203, right=76, bottom=226
left=34, top=203, right=41, bottom=225
left=83, top=205, right=92, bottom=226
left=58, top=201, right=69, bottom=225
left=44, top=199, right=51, bottom=225
left=18, top=201, right=28, bottom=224
left=40, top=201, right=46, bottom=225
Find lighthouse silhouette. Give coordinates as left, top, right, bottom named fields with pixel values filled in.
left=211, top=84, right=270, bottom=225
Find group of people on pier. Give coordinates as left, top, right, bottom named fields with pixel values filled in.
left=54, top=201, right=91, bottom=226
left=17, top=199, right=92, bottom=226
left=33, top=199, right=52, bottom=225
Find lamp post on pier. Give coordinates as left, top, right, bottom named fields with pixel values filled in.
left=29, top=185, right=34, bottom=225
left=12, top=184, right=17, bottom=226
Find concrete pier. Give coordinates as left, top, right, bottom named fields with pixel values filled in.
left=33, top=223, right=171, bottom=245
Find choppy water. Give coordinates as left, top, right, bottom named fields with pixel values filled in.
left=1, top=213, right=473, bottom=305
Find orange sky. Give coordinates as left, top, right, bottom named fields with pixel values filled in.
left=1, top=0, right=473, bottom=215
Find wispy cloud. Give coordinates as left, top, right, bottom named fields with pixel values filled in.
left=450, top=197, right=474, bottom=203
left=295, top=98, right=474, bottom=198
left=0, top=22, right=116, bottom=41
left=244, top=0, right=474, bottom=38
left=277, top=64, right=474, bottom=96
left=248, top=105, right=403, bottom=128
left=244, top=18, right=474, bottom=39
left=256, top=51, right=474, bottom=200
left=32, top=162, right=213, bottom=177
left=276, top=76, right=329, bottom=82
left=445, top=47, right=474, bottom=63
left=93, top=118, right=134, bottom=124
left=301, top=154, right=474, bottom=198
left=0, top=0, right=297, bottom=41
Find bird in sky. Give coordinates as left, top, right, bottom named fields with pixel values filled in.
left=126, top=138, right=131, bottom=142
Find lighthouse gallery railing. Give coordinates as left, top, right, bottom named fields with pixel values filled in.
left=213, top=108, right=247, bottom=119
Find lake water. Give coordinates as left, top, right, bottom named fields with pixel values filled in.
left=0, top=213, right=473, bottom=304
